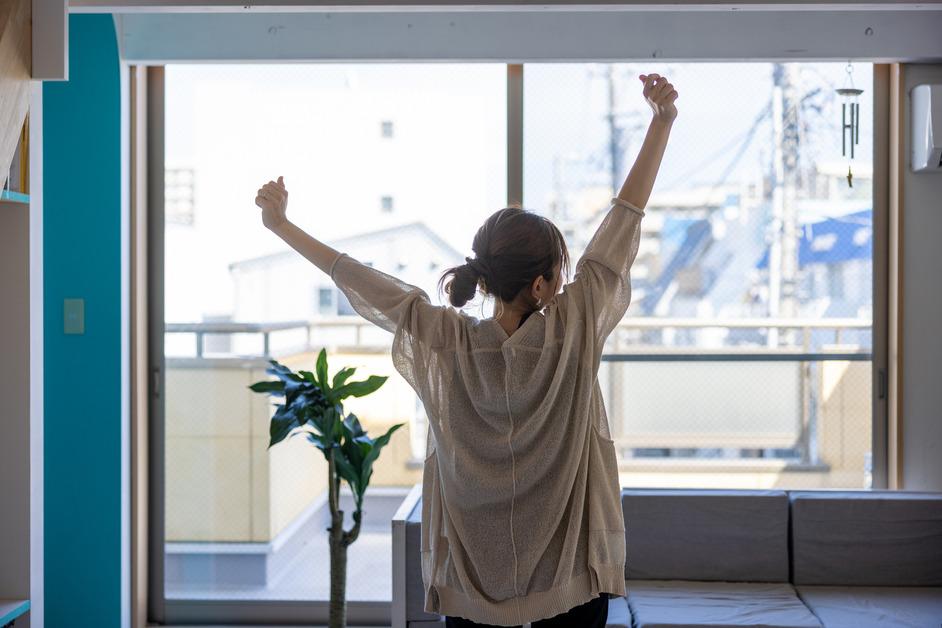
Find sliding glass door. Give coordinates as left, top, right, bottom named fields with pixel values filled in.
left=149, top=61, right=881, bottom=624
left=155, top=63, right=506, bottom=623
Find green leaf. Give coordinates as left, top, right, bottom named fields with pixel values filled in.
left=314, top=405, right=343, bottom=449
left=342, top=412, right=366, bottom=439
left=248, top=380, right=285, bottom=395
left=333, top=375, right=388, bottom=400
left=303, top=431, right=330, bottom=455
left=358, top=422, right=405, bottom=492
left=332, top=447, right=361, bottom=497
left=269, top=407, right=301, bottom=449
left=262, top=360, right=313, bottom=408
left=307, top=406, right=333, bottom=439
left=252, top=358, right=332, bottom=452
left=332, top=413, right=344, bottom=443
left=340, top=415, right=370, bottom=473
left=266, top=359, right=303, bottom=382
left=332, top=366, right=356, bottom=390
left=315, top=349, right=329, bottom=390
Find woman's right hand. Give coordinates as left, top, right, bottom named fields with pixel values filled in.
left=255, top=176, right=289, bottom=231
left=639, top=73, right=678, bottom=124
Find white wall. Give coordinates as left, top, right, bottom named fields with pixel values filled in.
left=901, top=63, right=942, bottom=491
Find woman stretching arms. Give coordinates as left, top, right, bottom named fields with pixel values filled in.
left=254, top=72, right=677, bottom=628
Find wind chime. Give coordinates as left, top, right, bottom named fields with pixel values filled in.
left=836, top=62, right=863, bottom=187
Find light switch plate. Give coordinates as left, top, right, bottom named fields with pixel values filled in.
left=64, top=298, right=85, bottom=335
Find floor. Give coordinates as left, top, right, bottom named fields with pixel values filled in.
left=166, top=489, right=402, bottom=602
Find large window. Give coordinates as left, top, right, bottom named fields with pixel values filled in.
left=524, top=62, right=874, bottom=488
left=155, top=61, right=876, bottom=621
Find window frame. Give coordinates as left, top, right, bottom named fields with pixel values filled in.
left=144, top=62, right=889, bottom=625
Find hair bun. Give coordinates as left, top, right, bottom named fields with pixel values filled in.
left=464, top=256, right=489, bottom=278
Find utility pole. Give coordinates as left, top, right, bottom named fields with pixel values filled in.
left=551, top=154, right=566, bottom=223
left=768, top=63, right=801, bottom=347
left=606, top=64, right=624, bottom=197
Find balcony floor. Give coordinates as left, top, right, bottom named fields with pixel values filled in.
left=166, top=490, right=402, bottom=602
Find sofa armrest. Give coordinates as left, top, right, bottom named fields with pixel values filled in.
left=393, top=483, right=424, bottom=628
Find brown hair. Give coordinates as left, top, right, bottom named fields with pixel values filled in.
left=438, top=204, right=572, bottom=321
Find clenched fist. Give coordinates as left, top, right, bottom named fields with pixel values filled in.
left=255, top=176, right=289, bottom=231
left=639, top=73, right=678, bottom=123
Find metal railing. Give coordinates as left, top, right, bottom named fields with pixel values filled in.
left=166, top=317, right=390, bottom=358
left=166, top=317, right=872, bottom=357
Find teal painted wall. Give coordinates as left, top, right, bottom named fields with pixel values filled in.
left=43, top=14, right=123, bottom=628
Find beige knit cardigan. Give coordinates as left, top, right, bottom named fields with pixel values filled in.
left=329, top=197, right=645, bottom=625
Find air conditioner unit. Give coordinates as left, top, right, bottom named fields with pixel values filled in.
left=912, top=84, right=942, bottom=173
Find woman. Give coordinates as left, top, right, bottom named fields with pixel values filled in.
left=254, top=72, right=677, bottom=627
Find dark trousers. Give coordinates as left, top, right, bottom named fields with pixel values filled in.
left=445, top=593, right=609, bottom=628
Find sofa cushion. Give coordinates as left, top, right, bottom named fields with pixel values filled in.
left=796, top=585, right=942, bottom=628
left=606, top=595, right=631, bottom=628
left=622, top=489, right=790, bottom=582
left=790, top=491, right=942, bottom=586
left=627, top=580, right=821, bottom=628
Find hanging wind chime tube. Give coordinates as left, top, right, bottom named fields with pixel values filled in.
left=836, top=61, right=864, bottom=188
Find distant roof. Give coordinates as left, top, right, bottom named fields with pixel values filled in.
left=229, top=220, right=464, bottom=272
left=756, top=209, right=872, bottom=269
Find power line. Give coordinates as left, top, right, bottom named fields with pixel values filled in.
left=662, top=101, right=771, bottom=190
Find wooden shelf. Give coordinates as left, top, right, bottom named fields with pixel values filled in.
left=0, top=599, right=30, bottom=625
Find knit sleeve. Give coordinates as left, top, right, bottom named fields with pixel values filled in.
left=557, top=197, right=645, bottom=355
left=329, top=252, right=453, bottom=350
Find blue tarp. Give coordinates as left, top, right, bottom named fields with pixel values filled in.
left=756, top=208, right=872, bottom=269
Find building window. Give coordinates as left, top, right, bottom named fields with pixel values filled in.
left=381, top=195, right=394, bottom=212
left=166, top=167, right=196, bottom=225
left=337, top=291, right=356, bottom=316
left=381, top=120, right=394, bottom=138
left=317, top=287, right=335, bottom=315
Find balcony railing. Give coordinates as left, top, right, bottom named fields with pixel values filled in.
left=164, top=316, right=873, bottom=492
left=165, top=316, right=871, bottom=358
left=599, top=350, right=870, bottom=468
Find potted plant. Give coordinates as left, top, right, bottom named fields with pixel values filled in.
left=249, top=348, right=405, bottom=628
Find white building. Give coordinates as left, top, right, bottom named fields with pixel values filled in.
left=228, top=221, right=466, bottom=324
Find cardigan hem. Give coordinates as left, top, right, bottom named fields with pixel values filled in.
left=426, top=563, right=626, bottom=626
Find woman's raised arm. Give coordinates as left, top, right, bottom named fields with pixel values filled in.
left=616, top=73, right=678, bottom=210
left=557, top=72, right=677, bottom=358
left=253, top=177, right=453, bottom=345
